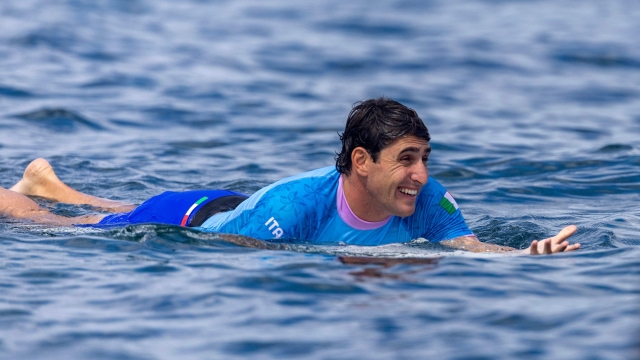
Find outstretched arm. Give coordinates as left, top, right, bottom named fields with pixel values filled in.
left=440, top=235, right=515, bottom=253
left=440, top=225, right=580, bottom=255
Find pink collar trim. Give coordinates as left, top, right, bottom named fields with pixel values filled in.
left=337, top=175, right=391, bottom=230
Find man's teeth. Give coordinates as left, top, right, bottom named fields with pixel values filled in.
left=399, top=188, right=417, bottom=196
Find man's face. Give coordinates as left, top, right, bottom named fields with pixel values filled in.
left=363, top=136, right=431, bottom=219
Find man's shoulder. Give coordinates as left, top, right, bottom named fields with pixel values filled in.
left=280, top=166, right=339, bottom=184
left=265, top=166, right=338, bottom=193
left=414, top=177, right=464, bottom=219
left=245, top=166, right=338, bottom=208
left=418, top=177, right=447, bottom=199
left=399, top=177, right=471, bottom=242
left=413, top=177, right=461, bottom=215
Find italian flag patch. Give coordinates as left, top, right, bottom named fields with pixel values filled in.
left=439, top=192, right=459, bottom=215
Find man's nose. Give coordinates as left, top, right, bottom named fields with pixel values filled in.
left=411, top=163, right=428, bottom=184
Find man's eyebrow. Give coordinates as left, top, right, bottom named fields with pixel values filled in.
left=399, top=146, right=431, bottom=155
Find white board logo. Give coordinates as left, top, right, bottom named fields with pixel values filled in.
left=264, top=217, right=283, bottom=239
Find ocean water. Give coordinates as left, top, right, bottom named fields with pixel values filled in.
left=1, top=0, right=639, bottom=358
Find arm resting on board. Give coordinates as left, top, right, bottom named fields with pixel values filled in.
left=440, top=225, right=580, bottom=255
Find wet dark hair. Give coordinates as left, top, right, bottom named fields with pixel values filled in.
left=335, top=97, right=430, bottom=175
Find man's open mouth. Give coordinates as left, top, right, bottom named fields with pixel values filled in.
left=398, top=187, right=418, bottom=196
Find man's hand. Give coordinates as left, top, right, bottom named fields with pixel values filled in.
left=525, top=225, right=580, bottom=255
left=440, top=225, right=581, bottom=255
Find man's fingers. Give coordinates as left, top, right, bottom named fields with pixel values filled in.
left=543, top=239, right=552, bottom=254
left=552, top=225, right=578, bottom=244
left=566, top=243, right=581, bottom=251
left=553, top=240, right=569, bottom=253
left=529, top=240, right=539, bottom=255
left=528, top=228, right=580, bottom=255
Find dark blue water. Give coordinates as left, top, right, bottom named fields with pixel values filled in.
left=1, top=0, right=640, bottom=359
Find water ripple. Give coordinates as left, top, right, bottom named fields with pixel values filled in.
left=14, top=108, right=106, bottom=132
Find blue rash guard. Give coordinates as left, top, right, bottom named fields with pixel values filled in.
left=199, top=166, right=473, bottom=245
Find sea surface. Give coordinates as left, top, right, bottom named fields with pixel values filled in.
left=1, top=0, right=639, bottom=359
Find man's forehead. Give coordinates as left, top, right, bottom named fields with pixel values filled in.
left=387, top=136, right=431, bottom=153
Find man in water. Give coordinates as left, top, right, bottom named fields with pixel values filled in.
left=0, top=98, right=579, bottom=255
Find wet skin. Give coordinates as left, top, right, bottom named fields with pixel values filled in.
left=351, top=136, right=431, bottom=221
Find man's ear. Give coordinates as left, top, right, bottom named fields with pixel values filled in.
left=351, top=147, right=370, bottom=176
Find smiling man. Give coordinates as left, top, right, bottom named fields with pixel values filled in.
left=0, top=98, right=579, bottom=254
left=195, top=98, right=579, bottom=254
left=199, top=98, right=467, bottom=245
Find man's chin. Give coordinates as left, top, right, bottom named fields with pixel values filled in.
left=395, top=206, right=416, bottom=218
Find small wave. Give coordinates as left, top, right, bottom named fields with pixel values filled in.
left=163, top=86, right=226, bottom=100
left=472, top=216, right=549, bottom=249
left=595, top=144, right=634, bottom=153
left=457, top=57, right=526, bottom=73
left=81, top=74, right=156, bottom=89
left=474, top=158, right=610, bottom=179
left=0, top=309, right=31, bottom=317
left=553, top=50, right=640, bottom=69
left=564, top=87, right=637, bottom=105
left=169, top=140, right=229, bottom=149
left=244, top=6, right=303, bottom=20
left=14, top=108, right=106, bottom=132
left=0, top=85, right=33, bottom=98
left=433, top=167, right=480, bottom=180
left=141, top=106, right=226, bottom=127
left=10, top=27, right=77, bottom=51
left=316, top=19, right=416, bottom=37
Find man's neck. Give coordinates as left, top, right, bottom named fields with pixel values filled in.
left=341, top=173, right=390, bottom=222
